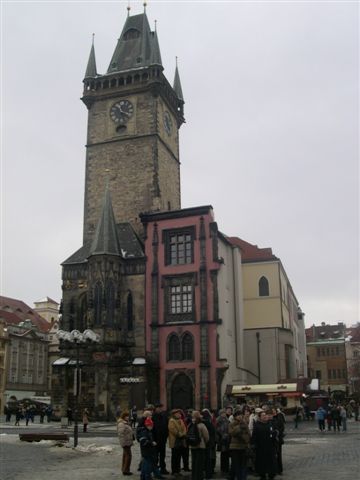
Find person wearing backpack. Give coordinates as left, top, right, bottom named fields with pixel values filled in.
left=188, top=410, right=209, bottom=480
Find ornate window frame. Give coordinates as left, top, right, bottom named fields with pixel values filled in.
left=162, top=273, right=197, bottom=323
left=162, top=226, right=196, bottom=266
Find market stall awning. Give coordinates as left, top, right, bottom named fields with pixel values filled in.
left=231, top=383, right=298, bottom=395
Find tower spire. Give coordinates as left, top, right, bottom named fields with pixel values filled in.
left=90, top=182, right=120, bottom=257
left=173, top=57, right=184, bottom=102
left=84, top=34, right=97, bottom=79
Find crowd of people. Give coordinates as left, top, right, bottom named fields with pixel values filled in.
left=116, top=403, right=286, bottom=480
left=315, top=402, right=357, bottom=432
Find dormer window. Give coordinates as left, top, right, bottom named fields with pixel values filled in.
left=124, top=28, right=140, bottom=41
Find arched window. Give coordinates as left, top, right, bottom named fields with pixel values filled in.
left=127, top=292, right=133, bottom=331
left=182, top=333, right=194, bottom=361
left=106, top=281, right=115, bottom=326
left=259, top=276, right=269, bottom=297
left=94, top=282, right=102, bottom=325
left=168, top=335, right=181, bottom=361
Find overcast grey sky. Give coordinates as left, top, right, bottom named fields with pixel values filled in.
left=1, top=1, right=358, bottom=327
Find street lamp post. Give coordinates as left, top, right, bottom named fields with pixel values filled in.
left=56, top=329, right=100, bottom=448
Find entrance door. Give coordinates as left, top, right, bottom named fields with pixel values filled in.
left=171, top=373, right=193, bottom=409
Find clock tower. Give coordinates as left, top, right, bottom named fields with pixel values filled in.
left=55, top=8, right=185, bottom=419
left=82, top=10, right=184, bottom=242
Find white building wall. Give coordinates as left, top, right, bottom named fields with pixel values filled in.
left=217, top=239, right=246, bottom=394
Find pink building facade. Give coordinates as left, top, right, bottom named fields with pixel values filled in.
left=141, top=206, right=246, bottom=410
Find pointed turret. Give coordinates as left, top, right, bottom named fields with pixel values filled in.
left=107, top=12, right=163, bottom=73
left=90, top=184, right=120, bottom=256
left=84, top=35, right=97, bottom=79
left=173, top=59, right=184, bottom=102
left=150, top=21, right=162, bottom=66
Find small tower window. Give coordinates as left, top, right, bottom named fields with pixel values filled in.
left=127, top=292, right=134, bottom=331
left=259, top=276, right=269, bottom=297
left=94, top=282, right=102, bottom=325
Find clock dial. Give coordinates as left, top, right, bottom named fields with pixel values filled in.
left=110, top=100, right=134, bottom=124
left=163, top=111, right=173, bottom=135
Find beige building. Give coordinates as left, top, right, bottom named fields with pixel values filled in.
left=33, top=297, right=59, bottom=324
left=228, top=238, right=307, bottom=385
left=0, top=296, right=52, bottom=404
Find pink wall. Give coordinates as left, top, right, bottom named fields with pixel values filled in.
left=144, top=210, right=225, bottom=408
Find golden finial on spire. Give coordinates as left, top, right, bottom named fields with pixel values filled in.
left=154, top=19, right=157, bottom=31
left=127, top=0, right=131, bottom=16
left=176, top=56, right=178, bottom=67
left=143, top=1, right=147, bottom=13
left=92, top=33, right=95, bottom=46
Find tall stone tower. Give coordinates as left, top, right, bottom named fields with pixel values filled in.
left=54, top=8, right=185, bottom=420
left=82, top=10, right=184, bottom=242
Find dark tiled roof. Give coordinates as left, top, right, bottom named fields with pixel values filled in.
left=117, top=223, right=144, bottom=258
left=62, top=223, right=144, bottom=265
left=227, top=237, right=278, bottom=262
left=0, top=296, right=51, bottom=333
left=107, top=13, right=162, bottom=74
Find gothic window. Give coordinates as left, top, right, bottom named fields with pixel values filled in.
left=163, top=227, right=195, bottom=266
left=168, top=335, right=181, bottom=361
left=259, top=276, right=269, bottom=297
left=127, top=292, right=134, bottom=331
left=106, top=281, right=115, bottom=326
left=94, top=282, right=102, bottom=325
left=182, top=333, right=194, bottom=361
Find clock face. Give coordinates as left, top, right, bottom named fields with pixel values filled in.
left=110, top=100, right=134, bottom=124
left=163, top=111, right=173, bottom=135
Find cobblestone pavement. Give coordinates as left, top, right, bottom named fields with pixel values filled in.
left=0, top=418, right=359, bottom=480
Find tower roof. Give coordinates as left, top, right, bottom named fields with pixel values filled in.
left=173, top=61, right=184, bottom=102
left=84, top=37, right=97, bottom=79
left=107, top=12, right=163, bottom=74
left=90, top=184, right=120, bottom=256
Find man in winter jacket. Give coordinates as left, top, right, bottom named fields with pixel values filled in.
left=152, top=404, right=169, bottom=474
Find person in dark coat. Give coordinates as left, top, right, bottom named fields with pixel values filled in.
left=152, top=404, right=169, bottom=475
left=251, top=410, right=278, bottom=480
left=216, top=409, right=231, bottom=474
left=201, top=409, right=216, bottom=479
left=138, top=417, right=164, bottom=480
left=271, top=408, right=285, bottom=475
